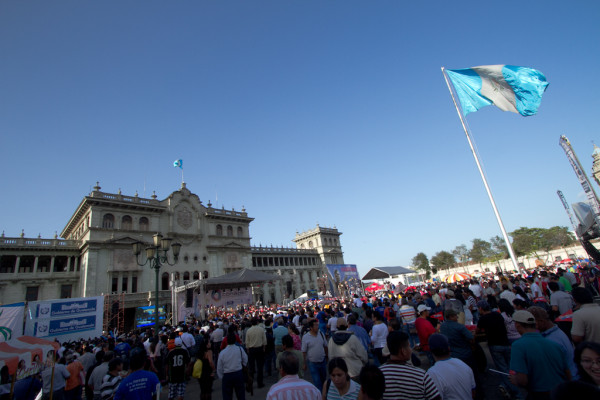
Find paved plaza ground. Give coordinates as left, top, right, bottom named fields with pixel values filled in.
left=161, top=343, right=513, bottom=400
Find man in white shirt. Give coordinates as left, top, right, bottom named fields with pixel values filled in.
left=468, top=280, right=483, bottom=299
left=499, top=284, right=516, bottom=303
left=218, top=333, right=248, bottom=400
left=426, top=334, right=475, bottom=400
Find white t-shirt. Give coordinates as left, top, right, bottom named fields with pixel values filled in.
left=426, top=357, right=475, bottom=400
left=328, top=317, right=338, bottom=333
left=370, top=323, right=388, bottom=349
left=530, top=282, right=543, bottom=298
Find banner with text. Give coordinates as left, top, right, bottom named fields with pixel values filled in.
left=0, top=303, right=25, bottom=342
left=202, top=287, right=253, bottom=309
left=24, top=296, right=104, bottom=342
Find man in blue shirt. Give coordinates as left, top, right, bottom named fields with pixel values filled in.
left=528, top=306, right=579, bottom=380
left=347, top=314, right=370, bottom=352
left=114, top=348, right=160, bottom=400
left=509, top=310, right=571, bottom=398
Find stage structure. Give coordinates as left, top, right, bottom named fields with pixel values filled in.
left=173, top=268, right=283, bottom=322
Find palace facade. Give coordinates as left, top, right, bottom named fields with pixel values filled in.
left=0, top=183, right=344, bottom=311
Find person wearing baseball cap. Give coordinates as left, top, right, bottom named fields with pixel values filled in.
left=509, top=310, right=571, bottom=397
left=415, top=304, right=436, bottom=367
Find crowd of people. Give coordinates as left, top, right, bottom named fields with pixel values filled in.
left=2, top=260, right=600, bottom=400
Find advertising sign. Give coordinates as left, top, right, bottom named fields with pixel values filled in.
left=33, top=315, right=96, bottom=337
left=326, top=264, right=360, bottom=282
left=25, top=296, right=103, bottom=342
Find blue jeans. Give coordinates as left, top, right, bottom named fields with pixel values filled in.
left=307, top=359, right=327, bottom=392
left=402, top=323, right=418, bottom=347
left=489, top=345, right=521, bottom=399
left=222, top=369, right=245, bottom=400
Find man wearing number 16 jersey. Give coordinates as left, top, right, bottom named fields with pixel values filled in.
left=166, top=337, right=191, bottom=400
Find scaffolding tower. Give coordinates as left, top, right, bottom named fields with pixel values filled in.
left=103, top=293, right=125, bottom=334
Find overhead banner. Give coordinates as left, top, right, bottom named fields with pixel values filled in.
left=0, top=303, right=25, bottom=342
left=202, top=287, right=252, bottom=309
left=24, top=296, right=103, bottom=342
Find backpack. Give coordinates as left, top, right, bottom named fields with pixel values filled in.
left=192, top=359, right=203, bottom=379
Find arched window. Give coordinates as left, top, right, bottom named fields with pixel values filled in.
left=227, top=226, right=233, bottom=237
left=334, top=239, right=337, bottom=246
left=102, top=214, right=114, bottom=228
left=175, top=272, right=180, bottom=281
left=300, top=243, right=305, bottom=249
left=308, top=241, right=313, bottom=248
left=121, top=215, right=132, bottom=230
left=203, top=271, right=209, bottom=279
left=183, top=271, right=190, bottom=281
left=193, top=271, right=199, bottom=280
left=161, top=272, right=169, bottom=290
left=237, top=227, right=243, bottom=237
left=139, top=217, right=149, bottom=231
left=216, top=225, right=223, bottom=236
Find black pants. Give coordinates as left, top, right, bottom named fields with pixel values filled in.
left=247, top=347, right=264, bottom=386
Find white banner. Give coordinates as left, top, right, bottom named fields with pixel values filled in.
left=24, top=296, right=104, bottom=342
left=202, top=287, right=252, bottom=309
left=0, top=303, right=25, bottom=342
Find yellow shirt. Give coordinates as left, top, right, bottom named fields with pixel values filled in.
left=245, top=325, right=267, bottom=349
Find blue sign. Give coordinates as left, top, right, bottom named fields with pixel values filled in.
left=326, top=264, right=360, bottom=282
left=36, top=299, right=97, bottom=318
left=34, top=315, right=97, bottom=337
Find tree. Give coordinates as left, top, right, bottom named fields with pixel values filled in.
left=490, top=235, right=509, bottom=259
left=411, top=252, right=431, bottom=279
left=452, top=244, right=469, bottom=264
left=544, top=226, right=576, bottom=249
left=510, top=227, right=548, bottom=258
left=431, top=251, right=456, bottom=273
left=469, top=238, right=492, bottom=265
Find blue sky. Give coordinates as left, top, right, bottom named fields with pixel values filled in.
left=1, top=1, right=599, bottom=277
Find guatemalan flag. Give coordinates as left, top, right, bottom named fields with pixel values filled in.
left=446, top=65, right=548, bottom=116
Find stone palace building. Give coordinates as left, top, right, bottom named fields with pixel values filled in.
left=0, top=183, right=344, bottom=315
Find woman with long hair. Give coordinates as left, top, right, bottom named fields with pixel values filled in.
left=287, top=324, right=302, bottom=351
left=497, top=299, right=520, bottom=344
left=322, top=358, right=360, bottom=400
left=197, top=340, right=216, bottom=400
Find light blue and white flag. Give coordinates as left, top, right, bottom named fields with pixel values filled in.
left=446, top=65, right=548, bottom=116
left=0, top=302, right=25, bottom=342
left=173, top=159, right=183, bottom=169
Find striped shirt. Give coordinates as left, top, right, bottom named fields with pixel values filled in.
left=399, top=305, right=417, bottom=324
left=266, top=374, right=321, bottom=400
left=100, top=373, right=122, bottom=400
left=326, top=379, right=360, bottom=400
left=380, top=362, right=440, bottom=400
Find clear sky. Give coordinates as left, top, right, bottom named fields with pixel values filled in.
left=2, top=1, right=599, bottom=277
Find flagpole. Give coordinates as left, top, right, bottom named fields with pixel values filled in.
left=441, top=67, right=521, bottom=273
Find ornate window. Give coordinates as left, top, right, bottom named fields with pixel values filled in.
left=183, top=271, right=190, bottom=281
left=237, top=227, right=243, bottom=237
left=227, top=226, right=233, bottom=237
left=161, top=272, right=169, bottom=290
left=308, top=241, right=313, bottom=248
left=216, top=225, right=223, bottom=236
left=102, top=214, right=115, bottom=228
left=139, top=217, right=149, bottom=231
left=193, top=271, right=200, bottom=280
left=122, top=215, right=132, bottom=230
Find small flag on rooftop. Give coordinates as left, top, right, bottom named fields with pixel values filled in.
left=445, top=65, right=548, bottom=116
left=173, top=159, right=183, bottom=169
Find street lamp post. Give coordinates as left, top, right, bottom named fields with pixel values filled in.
left=133, top=233, right=181, bottom=336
